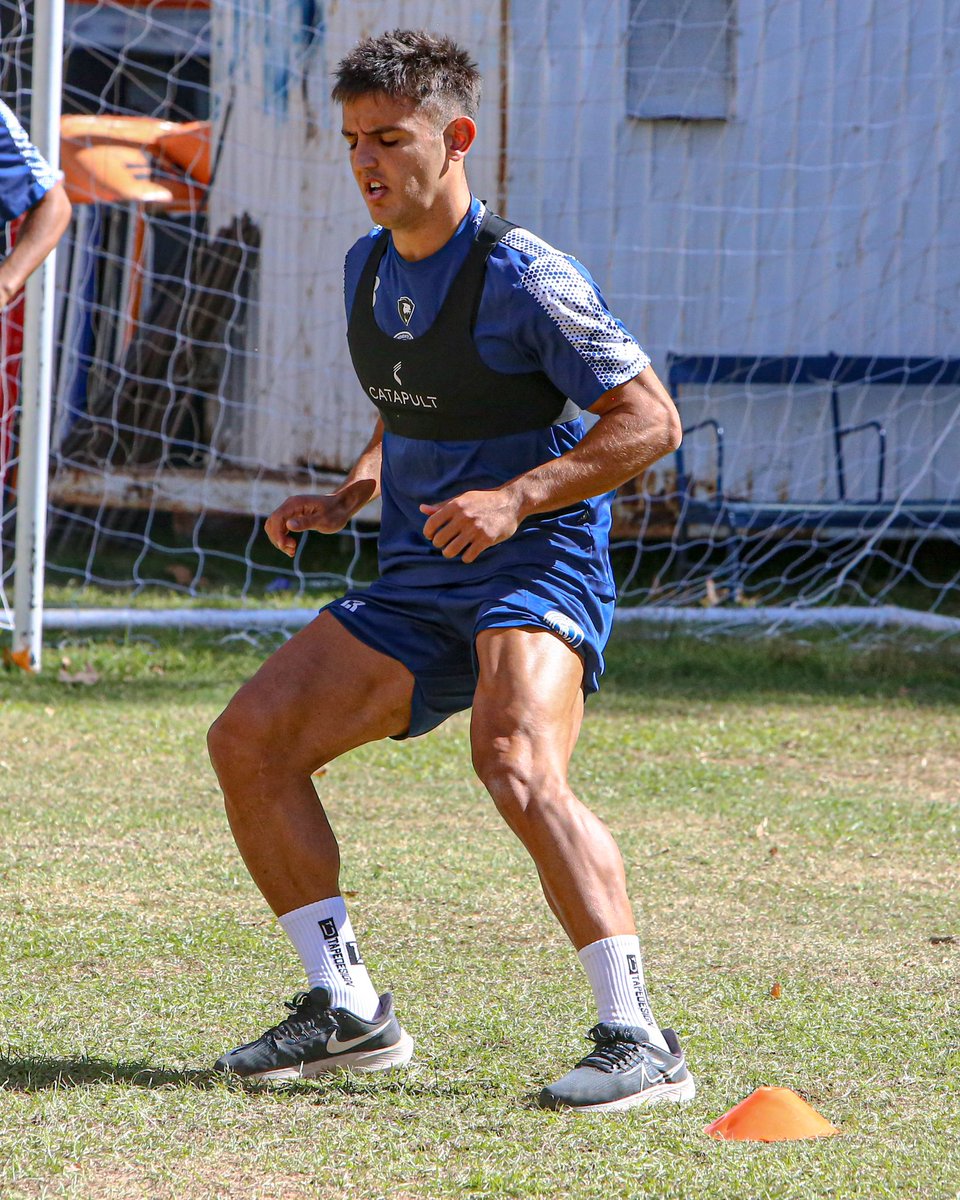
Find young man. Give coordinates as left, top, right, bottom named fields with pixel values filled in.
left=209, top=29, right=694, bottom=1113
left=0, top=98, right=71, bottom=310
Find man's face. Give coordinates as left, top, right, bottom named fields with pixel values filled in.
left=341, top=92, right=451, bottom=231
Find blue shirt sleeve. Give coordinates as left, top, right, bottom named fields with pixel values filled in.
left=475, top=226, right=649, bottom=409
left=0, top=99, right=58, bottom=223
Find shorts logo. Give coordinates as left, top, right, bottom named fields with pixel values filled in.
left=340, top=598, right=365, bottom=612
left=398, top=296, right=415, bottom=325
left=542, top=609, right=585, bottom=648
left=393, top=361, right=403, bottom=385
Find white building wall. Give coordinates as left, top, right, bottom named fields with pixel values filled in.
left=210, top=0, right=959, bottom=494
left=209, top=0, right=505, bottom=474
left=507, top=0, right=959, bottom=367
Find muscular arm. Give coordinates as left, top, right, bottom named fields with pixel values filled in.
left=0, top=181, right=72, bottom=309
left=502, top=366, right=681, bottom=519
left=420, top=366, right=682, bottom=564
left=264, top=419, right=383, bottom=557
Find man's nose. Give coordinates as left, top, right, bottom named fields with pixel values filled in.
left=354, top=140, right=377, bottom=170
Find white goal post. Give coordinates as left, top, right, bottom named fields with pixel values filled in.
left=6, top=0, right=63, bottom=669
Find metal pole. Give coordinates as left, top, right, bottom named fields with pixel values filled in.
left=12, top=0, right=64, bottom=671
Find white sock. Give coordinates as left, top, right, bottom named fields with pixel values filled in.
left=577, top=934, right=669, bottom=1050
left=279, top=896, right=380, bottom=1020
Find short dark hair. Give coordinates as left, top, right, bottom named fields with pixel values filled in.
left=331, top=29, right=482, bottom=124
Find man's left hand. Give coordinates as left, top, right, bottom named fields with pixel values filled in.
left=420, top=489, right=523, bottom=563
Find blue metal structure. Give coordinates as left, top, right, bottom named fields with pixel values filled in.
left=670, top=354, right=960, bottom=541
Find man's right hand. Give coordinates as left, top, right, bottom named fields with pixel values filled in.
left=264, top=477, right=378, bottom=557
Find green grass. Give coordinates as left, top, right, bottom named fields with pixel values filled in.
left=0, top=630, right=958, bottom=1199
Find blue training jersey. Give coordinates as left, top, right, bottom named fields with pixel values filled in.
left=0, top=99, right=57, bottom=223
left=343, top=197, right=649, bottom=590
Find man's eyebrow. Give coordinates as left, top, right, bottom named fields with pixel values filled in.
left=340, top=124, right=404, bottom=137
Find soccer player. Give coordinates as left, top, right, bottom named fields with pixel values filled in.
left=0, top=98, right=71, bottom=310
left=209, top=29, right=695, bottom=1113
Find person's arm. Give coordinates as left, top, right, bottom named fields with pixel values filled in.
left=264, top=418, right=384, bottom=557
left=419, top=366, right=681, bottom=564
left=0, top=180, right=72, bottom=310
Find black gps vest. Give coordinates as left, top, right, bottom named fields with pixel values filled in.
left=346, top=208, right=580, bottom=441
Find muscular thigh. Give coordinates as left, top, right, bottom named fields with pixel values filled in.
left=471, top=627, right=585, bottom=762
left=224, top=610, right=415, bottom=770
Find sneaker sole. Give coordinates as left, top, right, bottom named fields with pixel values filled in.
left=236, top=1030, right=415, bottom=1082
left=549, top=1074, right=696, bottom=1114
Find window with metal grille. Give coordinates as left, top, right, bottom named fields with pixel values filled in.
left=627, top=0, right=735, bottom=120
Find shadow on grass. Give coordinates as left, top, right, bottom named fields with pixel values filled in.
left=0, top=1055, right=221, bottom=1091
left=3, top=628, right=959, bottom=709
left=0, top=1054, right=487, bottom=1101
left=600, top=628, right=960, bottom=706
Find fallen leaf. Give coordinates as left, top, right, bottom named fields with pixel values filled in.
left=930, top=935, right=957, bottom=946
left=167, top=564, right=194, bottom=586
left=770, top=981, right=782, bottom=999
left=755, top=817, right=769, bottom=839
left=312, top=766, right=328, bottom=778
left=769, top=845, right=779, bottom=857
left=58, top=664, right=101, bottom=686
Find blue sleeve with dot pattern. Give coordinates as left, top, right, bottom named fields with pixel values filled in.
left=0, top=99, right=57, bottom=223
left=474, top=227, right=650, bottom=409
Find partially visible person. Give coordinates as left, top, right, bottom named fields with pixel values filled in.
left=0, top=97, right=72, bottom=309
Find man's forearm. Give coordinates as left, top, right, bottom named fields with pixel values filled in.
left=503, top=375, right=682, bottom=521
left=337, top=418, right=384, bottom=513
left=0, top=183, right=72, bottom=308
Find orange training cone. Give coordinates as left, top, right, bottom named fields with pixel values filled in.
left=704, top=1087, right=840, bottom=1142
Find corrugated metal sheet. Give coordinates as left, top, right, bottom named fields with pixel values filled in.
left=211, top=0, right=959, bottom=494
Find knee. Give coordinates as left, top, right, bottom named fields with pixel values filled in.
left=472, top=736, right=565, bottom=828
left=207, top=690, right=271, bottom=784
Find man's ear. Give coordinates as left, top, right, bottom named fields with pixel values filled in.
left=445, top=116, right=477, bottom=161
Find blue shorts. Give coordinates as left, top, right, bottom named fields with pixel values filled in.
left=324, top=570, right=615, bottom=739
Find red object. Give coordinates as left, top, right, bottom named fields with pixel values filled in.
left=704, top=1087, right=841, bottom=1142
left=1, top=215, right=25, bottom=495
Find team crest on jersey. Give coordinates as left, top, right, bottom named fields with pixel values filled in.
left=397, top=296, right=415, bottom=325
left=542, top=609, right=585, bottom=648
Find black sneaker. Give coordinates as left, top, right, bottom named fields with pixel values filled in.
left=538, top=1024, right=695, bottom=1112
left=213, top=987, right=414, bottom=1081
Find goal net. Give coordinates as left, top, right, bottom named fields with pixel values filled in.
left=2, top=0, right=958, bottom=645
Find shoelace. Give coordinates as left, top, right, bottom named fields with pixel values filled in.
left=263, top=992, right=334, bottom=1044
left=577, top=1027, right=647, bottom=1074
